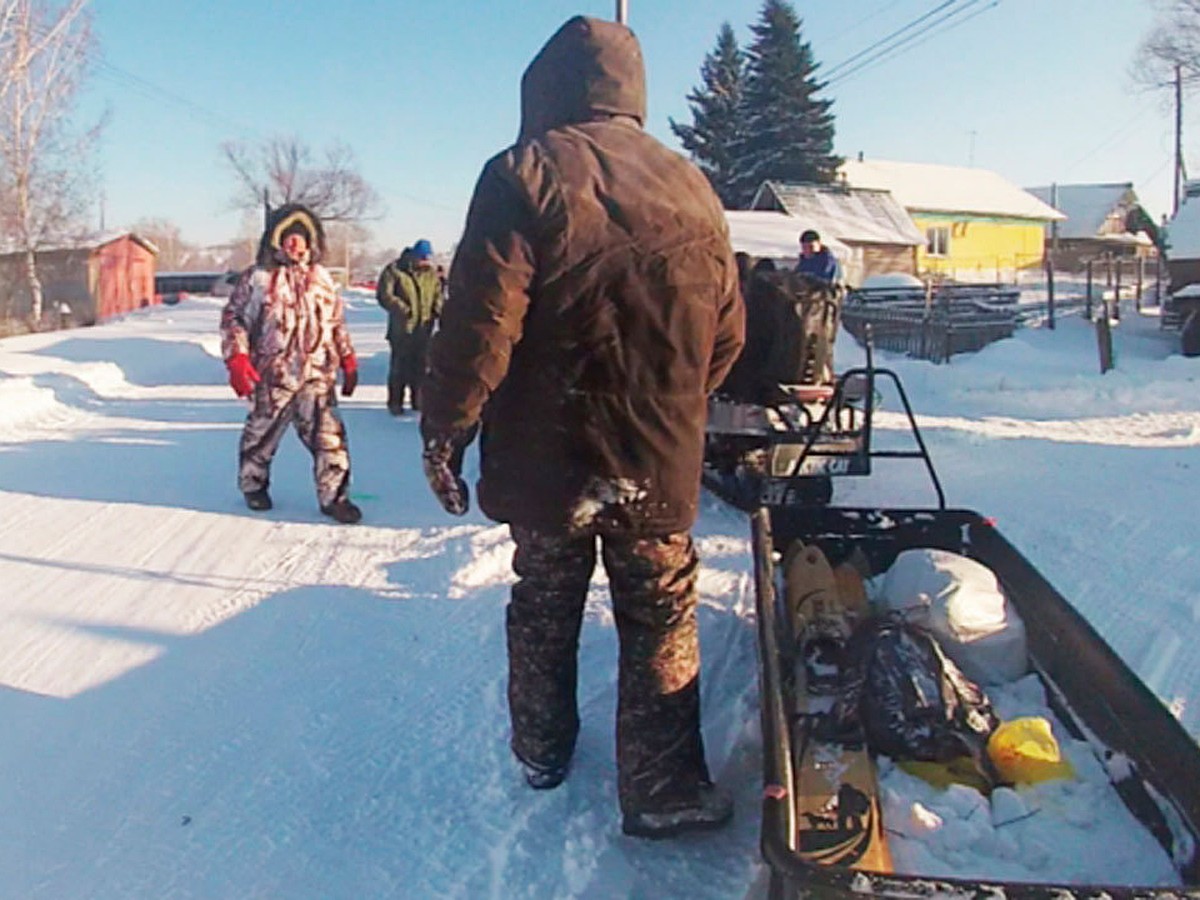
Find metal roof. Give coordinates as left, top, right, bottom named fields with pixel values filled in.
left=1026, top=183, right=1137, bottom=239
left=841, top=158, right=1065, bottom=222
left=750, top=181, right=924, bottom=247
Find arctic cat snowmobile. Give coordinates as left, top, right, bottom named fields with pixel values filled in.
left=705, top=354, right=1200, bottom=898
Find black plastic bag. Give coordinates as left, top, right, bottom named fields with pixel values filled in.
left=827, top=613, right=1000, bottom=764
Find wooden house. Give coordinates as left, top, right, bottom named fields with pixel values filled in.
left=1026, top=182, right=1158, bottom=271
left=745, top=181, right=923, bottom=286
left=1164, top=181, right=1200, bottom=292
left=0, top=233, right=158, bottom=326
left=839, top=158, right=1064, bottom=282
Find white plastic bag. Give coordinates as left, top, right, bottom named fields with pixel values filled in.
left=879, top=548, right=1028, bottom=684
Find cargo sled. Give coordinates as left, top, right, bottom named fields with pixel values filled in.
left=711, top=360, right=1200, bottom=897
left=750, top=501, right=1200, bottom=898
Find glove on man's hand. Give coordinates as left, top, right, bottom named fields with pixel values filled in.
left=227, top=353, right=260, bottom=398
left=421, top=428, right=475, bottom=516
left=340, top=353, right=358, bottom=398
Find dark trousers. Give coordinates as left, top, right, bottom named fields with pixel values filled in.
left=386, top=327, right=432, bottom=413
left=506, top=526, right=711, bottom=814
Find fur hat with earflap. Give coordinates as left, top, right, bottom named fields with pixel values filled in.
left=256, top=203, right=327, bottom=267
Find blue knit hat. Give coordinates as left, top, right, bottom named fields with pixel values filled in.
left=413, top=239, right=434, bottom=260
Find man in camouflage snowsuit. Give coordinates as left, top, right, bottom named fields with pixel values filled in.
left=220, top=203, right=362, bottom=524
left=418, top=17, right=745, bottom=838
left=375, top=239, right=443, bottom=414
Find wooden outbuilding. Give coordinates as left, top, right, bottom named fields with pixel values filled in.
left=747, top=181, right=924, bottom=286
left=0, top=232, right=158, bottom=326
left=1026, top=182, right=1158, bottom=271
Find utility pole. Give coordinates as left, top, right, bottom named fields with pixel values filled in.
left=1175, top=64, right=1184, bottom=217
left=1047, top=182, right=1057, bottom=329
left=616, top=0, right=628, bottom=24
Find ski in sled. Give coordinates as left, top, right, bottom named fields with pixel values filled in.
left=703, top=348, right=1200, bottom=897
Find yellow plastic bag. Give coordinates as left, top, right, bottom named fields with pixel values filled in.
left=987, top=717, right=1074, bottom=784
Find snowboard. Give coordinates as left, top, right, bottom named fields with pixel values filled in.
left=784, top=540, right=893, bottom=873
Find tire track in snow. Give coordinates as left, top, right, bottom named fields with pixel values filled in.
left=877, top=408, right=1200, bottom=448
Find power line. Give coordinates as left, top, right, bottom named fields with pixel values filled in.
left=1061, top=104, right=1159, bottom=174
left=27, top=25, right=458, bottom=217
left=25, top=20, right=261, bottom=138
left=828, top=0, right=998, bottom=88
left=824, top=0, right=965, bottom=80
left=823, top=0, right=910, bottom=47
left=89, top=56, right=260, bottom=139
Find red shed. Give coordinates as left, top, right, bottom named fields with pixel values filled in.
left=0, top=232, right=159, bottom=326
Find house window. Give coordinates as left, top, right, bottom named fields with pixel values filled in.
left=926, top=227, right=950, bottom=257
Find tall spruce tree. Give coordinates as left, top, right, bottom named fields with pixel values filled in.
left=670, top=23, right=746, bottom=207
left=730, top=0, right=839, bottom=207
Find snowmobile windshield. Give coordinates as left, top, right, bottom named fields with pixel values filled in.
left=518, top=15, right=646, bottom=141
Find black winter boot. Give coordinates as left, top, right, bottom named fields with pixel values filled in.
left=321, top=498, right=362, bottom=524
left=621, top=782, right=733, bottom=839
left=520, top=758, right=570, bottom=791
left=244, top=489, right=272, bottom=511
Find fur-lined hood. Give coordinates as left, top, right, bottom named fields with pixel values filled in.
left=256, top=203, right=326, bottom=267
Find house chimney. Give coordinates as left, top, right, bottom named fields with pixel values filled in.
left=857, top=151, right=864, bottom=162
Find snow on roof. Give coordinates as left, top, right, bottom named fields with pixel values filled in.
left=754, top=182, right=924, bottom=247
left=725, top=209, right=849, bottom=260
left=841, top=158, right=1065, bottom=222
left=1026, top=183, right=1136, bottom=239
left=0, top=230, right=159, bottom=256
left=1167, top=191, right=1200, bottom=260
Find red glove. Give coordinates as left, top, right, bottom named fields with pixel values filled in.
left=340, top=353, right=358, bottom=398
left=227, top=353, right=260, bottom=398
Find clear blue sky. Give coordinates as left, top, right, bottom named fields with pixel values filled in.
left=83, top=0, right=1180, bottom=254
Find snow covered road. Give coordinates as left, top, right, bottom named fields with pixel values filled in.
left=0, top=293, right=1196, bottom=897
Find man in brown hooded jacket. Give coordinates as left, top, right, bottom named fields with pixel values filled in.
left=419, top=16, right=744, bottom=838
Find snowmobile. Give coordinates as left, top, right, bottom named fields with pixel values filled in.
left=705, top=347, right=1200, bottom=898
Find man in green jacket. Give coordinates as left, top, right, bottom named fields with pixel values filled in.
left=376, top=239, right=443, bottom=414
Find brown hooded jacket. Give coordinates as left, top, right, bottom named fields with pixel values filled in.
left=421, top=16, right=744, bottom=534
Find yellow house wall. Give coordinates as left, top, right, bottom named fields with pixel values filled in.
left=912, top=213, right=1048, bottom=281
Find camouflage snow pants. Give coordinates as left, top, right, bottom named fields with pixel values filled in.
left=238, top=379, right=351, bottom=508
left=506, top=526, right=712, bottom=814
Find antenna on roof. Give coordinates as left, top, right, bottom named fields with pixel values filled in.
left=616, top=0, right=628, bottom=24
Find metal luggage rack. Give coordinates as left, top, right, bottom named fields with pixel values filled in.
left=704, top=337, right=945, bottom=510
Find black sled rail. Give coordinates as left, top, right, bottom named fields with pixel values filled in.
left=751, top=504, right=1200, bottom=899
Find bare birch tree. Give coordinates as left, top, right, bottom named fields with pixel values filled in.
left=1136, top=0, right=1200, bottom=85
left=0, top=0, right=100, bottom=325
left=222, top=135, right=382, bottom=225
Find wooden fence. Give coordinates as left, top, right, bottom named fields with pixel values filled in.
left=841, top=284, right=1020, bottom=363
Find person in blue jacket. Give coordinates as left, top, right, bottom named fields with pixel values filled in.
left=795, top=229, right=842, bottom=285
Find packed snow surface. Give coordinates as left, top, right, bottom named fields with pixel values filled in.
left=0, top=291, right=1196, bottom=897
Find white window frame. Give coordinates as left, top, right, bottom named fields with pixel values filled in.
left=926, top=226, right=950, bottom=257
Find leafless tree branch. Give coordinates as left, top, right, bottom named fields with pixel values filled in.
left=221, top=135, right=383, bottom=224
left=0, top=0, right=99, bottom=324
left=1135, top=0, right=1200, bottom=88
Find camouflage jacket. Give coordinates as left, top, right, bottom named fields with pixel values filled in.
left=220, top=263, right=354, bottom=390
